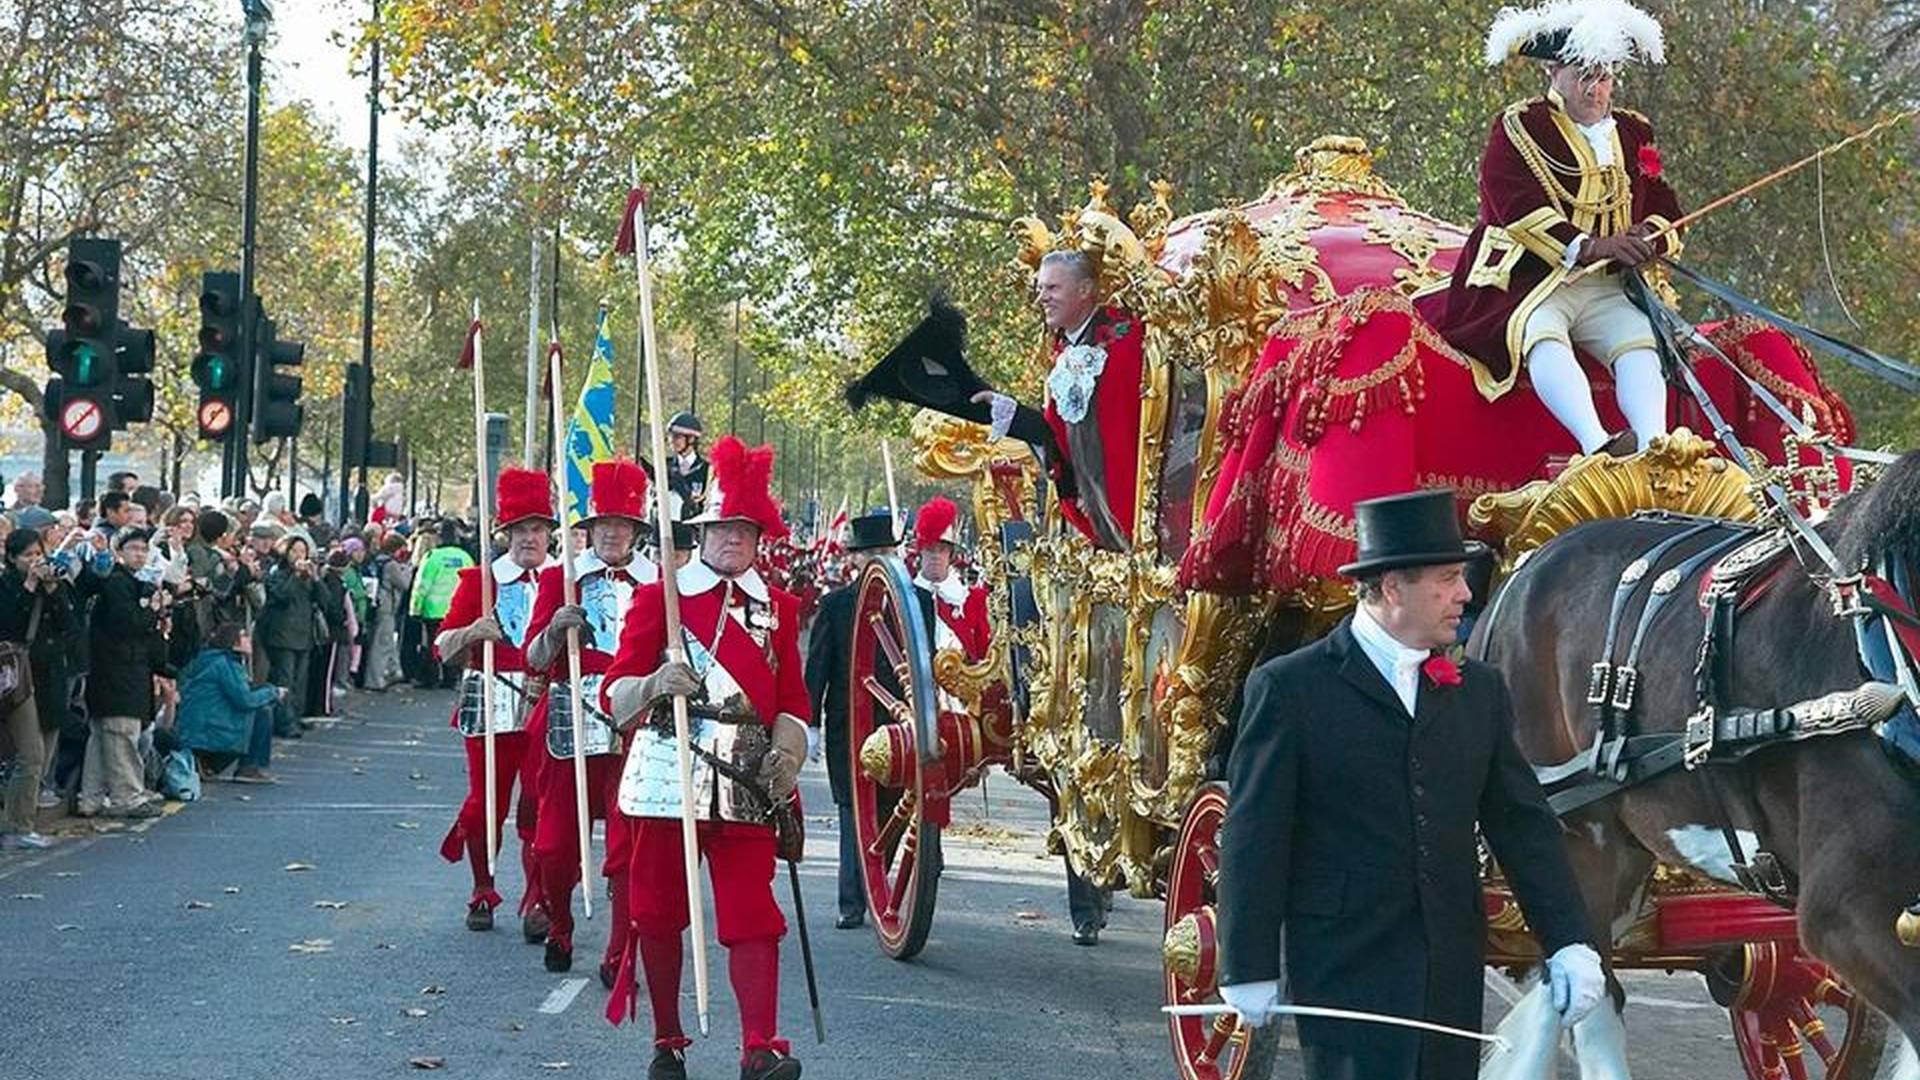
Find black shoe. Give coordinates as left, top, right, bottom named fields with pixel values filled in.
left=598, top=958, right=618, bottom=990
left=740, top=1048, right=802, bottom=1080
left=1599, top=429, right=1640, bottom=458
left=465, top=901, right=494, bottom=932
left=522, top=907, right=551, bottom=944
left=834, top=913, right=864, bottom=930
left=648, top=1048, right=688, bottom=1080
left=544, top=939, right=572, bottom=972
left=1072, top=924, right=1100, bottom=947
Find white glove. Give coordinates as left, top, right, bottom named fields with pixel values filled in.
left=1218, top=980, right=1282, bottom=1029
left=970, top=390, right=1017, bottom=442
left=1546, top=943, right=1605, bottom=1028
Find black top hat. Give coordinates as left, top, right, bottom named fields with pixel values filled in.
left=1337, top=490, right=1490, bottom=577
left=846, top=512, right=898, bottom=552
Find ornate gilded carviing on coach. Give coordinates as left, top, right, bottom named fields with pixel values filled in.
left=1469, top=429, right=1763, bottom=564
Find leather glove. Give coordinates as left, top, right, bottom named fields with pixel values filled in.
left=760, top=713, right=810, bottom=803
left=1547, top=943, right=1606, bottom=1028
left=528, top=604, right=590, bottom=670
left=607, top=660, right=704, bottom=730
left=1218, top=981, right=1282, bottom=1029
left=1580, top=232, right=1655, bottom=268
left=436, top=613, right=504, bottom=661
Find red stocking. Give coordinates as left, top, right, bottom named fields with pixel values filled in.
left=638, top=933, right=690, bottom=1050
left=729, top=936, right=783, bottom=1057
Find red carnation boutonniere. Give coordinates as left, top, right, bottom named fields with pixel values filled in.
left=1423, top=654, right=1463, bottom=689
left=1637, top=144, right=1664, bottom=181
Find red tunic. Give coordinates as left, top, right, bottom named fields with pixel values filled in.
left=1044, top=305, right=1144, bottom=548
left=437, top=559, right=545, bottom=727
left=1416, top=94, right=1683, bottom=400
left=600, top=572, right=811, bottom=736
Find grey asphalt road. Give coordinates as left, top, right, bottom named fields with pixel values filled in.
left=3, top=687, right=1761, bottom=1080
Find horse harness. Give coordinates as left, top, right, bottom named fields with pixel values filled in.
left=1534, top=511, right=1919, bottom=903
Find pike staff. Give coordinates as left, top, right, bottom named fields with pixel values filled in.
left=466, top=300, right=500, bottom=875
left=619, top=168, right=712, bottom=1036
left=549, top=344, right=594, bottom=919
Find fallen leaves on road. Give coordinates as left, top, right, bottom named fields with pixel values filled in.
left=395, top=822, right=421, bottom=830
left=223, top=886, right=241, bottom=894
left=538, top=1063, right=572, bottom=1070
left=54, top=923, right=80, bottom=931
left=235, top=794, right=252, bottom=802
left=13, top=893, right=44, bottom=900
left=329, top=1016, right=358, bottom=1026
left=401, top=1007, right=429, bottom=1018
left=313, top=900, right=349, bottom=910
left=351, top=767, right=367, bottom=776
left=408, top=770, right=428, bottom=781
left=375, top=942, right=396, bottom=950
left=289, top=938, right=334, bottom=954
left=1013, top=910, right=1046, bottom=922
left=283, top=862, right=316, bottom=872
left=406, top=1056, right=445, bottom=1070
left=420, top=985, right=446, bottom=996
left=186, top=900, right=214, bottom=910
left=506, top=1021, right=525, bottom=1033
left=53, top=871, right=79, bottom=878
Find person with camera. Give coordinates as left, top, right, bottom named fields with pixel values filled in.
left=75, top=527, right=173, bottom=819
left=0, top=529, right=78, bottom=847
left=259, top=534, right=326, bottom=737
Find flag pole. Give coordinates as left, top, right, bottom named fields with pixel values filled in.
left=626, top=164, right=712, bottom=1035
left=550, top=347, right=594, bottom=919
left=470, top=298, right=499, bottom=876
left=524, top=232, right=543, bottom=460
left=881, top=438, right=902, bottom=535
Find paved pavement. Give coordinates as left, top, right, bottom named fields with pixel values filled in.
left=3, top=687, right=1765, bottom=1079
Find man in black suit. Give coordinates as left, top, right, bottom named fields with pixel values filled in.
left=1217, top=489, right=1604, bottom=1080
left=805, top=512, right=919, bottom=929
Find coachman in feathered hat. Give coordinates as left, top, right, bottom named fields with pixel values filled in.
left=1415, top=0, right=1685, bottom=459
left=598, top=433, right=813, bottom=1079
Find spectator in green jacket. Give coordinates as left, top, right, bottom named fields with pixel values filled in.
left=410, top=521, right=473, bottom=689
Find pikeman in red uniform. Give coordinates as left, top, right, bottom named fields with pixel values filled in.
left=524, top=459, right=659, bottom=980
left=909, top=496, right=989, bottom=662
left=434, top=466, right=560, bottom=935
left=601, top=435, right=812, bottom=1080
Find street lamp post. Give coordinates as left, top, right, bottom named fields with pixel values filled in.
left=228, top=0, right=272, bottom=499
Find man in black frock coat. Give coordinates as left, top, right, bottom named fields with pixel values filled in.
left=1217, top=490, right=1605, bottom=1080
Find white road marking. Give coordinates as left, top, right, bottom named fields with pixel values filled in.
left=538, top=978, right=590, bottom=1014
left=1625, top=994, right=1718, bottom=1012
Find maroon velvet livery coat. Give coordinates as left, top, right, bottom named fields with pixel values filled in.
left=1416, top=93, right=1684, bottom=400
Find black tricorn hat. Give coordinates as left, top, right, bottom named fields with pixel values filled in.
left=1338, top=490, right=1490, bottom=577
left=1518, top=27, right=1571, bottom=62
left=846, top=296, right=1077, bottom=500
left=846, top=512, right=899, bottom=552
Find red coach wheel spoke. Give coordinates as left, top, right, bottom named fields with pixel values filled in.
left=1727, top=951, right=1890, bottom=1080
left=1164, top=783, right=1278, bottom=1080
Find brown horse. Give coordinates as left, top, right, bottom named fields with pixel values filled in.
left=1472, top=454, right=1920, bottom=1076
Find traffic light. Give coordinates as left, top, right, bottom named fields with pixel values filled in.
left=192, top=272, right=243, bottom=441
left=343, top=362, right=399, bottom=471
left=44, top=239, right=123, bottom=450
left=250, top=312, right=305, bottom=442
left=113, top=319, right=156, bottom=426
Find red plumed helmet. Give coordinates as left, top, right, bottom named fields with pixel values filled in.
left=583, top=458, right=649, bottom=525
left=691, top=435, right=788, bottom=541
left=913, top=496, right=963, bottom=550
left=495, top=466, right=557, bottom=528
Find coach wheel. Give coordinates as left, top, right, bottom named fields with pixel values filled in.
left=848, top=558, right=943, bottom=961
left=1722, top=945, right=1889, bottom=1080
left=1164, top=783, right=1280, bottom=1080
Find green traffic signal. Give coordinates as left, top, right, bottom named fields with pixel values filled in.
left=64, top=339, right=101, bottom=386
left=193, top=353, right=231, bottom=391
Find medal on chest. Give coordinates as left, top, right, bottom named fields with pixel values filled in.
left=495, top=578, right=535, bottom=647
left=579, top=572, right=633, bottom=653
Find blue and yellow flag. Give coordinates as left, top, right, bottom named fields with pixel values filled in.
left=562, top=308, right=619, bottom=525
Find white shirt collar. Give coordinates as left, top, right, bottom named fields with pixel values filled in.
left=492, top=552, right=554, bottom=584
left=1065, top=312, right=1096, bottom=346
left=677, top=558, right=769, bottom=603
left=575, top=550, right=658, bottom=583
left=914, top=572, right=969, bottom=607
left=1350, top=602, right=1430, bottom=715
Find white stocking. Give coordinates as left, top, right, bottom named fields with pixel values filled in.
left=1527, top=340, right=1610, bottom=453
left=1611, top=348, right=1668, bottom=450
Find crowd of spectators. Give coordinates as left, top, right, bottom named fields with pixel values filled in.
left=0, top=468, right=486, bottom=850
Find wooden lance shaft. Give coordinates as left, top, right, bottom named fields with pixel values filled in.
left=1566, top=108, right=1920, bottom=285
left=629, top=171, right=712, bottom=1036
left=881, top=439, right=901, bottom=536
left=550, top=348, right=594, bottom=920
left=470, top=298, right=499, bottom=877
